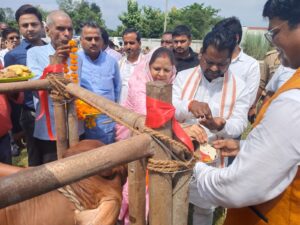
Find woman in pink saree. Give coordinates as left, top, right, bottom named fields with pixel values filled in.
left=116, top=47, right=176, bottom=224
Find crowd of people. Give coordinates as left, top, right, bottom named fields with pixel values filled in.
left=0, top=0, right=299, bottom=224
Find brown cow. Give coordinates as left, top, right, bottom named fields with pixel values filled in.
left=0, top=140, right=127, bottom=225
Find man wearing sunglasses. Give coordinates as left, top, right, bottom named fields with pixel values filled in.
left=172, top=25, right=199, bottom=72
left=188, top=0, right=300, bottom=224
left=0, top=28, right=20, bottom=67
left=160, top=31, right=173, bottom=49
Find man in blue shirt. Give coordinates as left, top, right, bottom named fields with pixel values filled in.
left=27, top=10, right=84, bottom=164
left=79, top=21, right=121, bottom=144
left=4, top=4, right=45, bottom=166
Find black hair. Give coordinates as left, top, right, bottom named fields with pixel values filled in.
left=101, top=27, right=109, bottom=46
left=172, top=25, right=191, bottom=39
left=15, top=4, right=43, bottom=23
left=122, top=28, right=141, bottom=43
left=213, top=17, right=242, bottom=44
left=162, top=31, right=173, bottom=36
left=149, top=47, right=175, bottom=66
left=263, top=0, right=300, bottom=28
left=202, top=27, right=236, bottom=57
left=1, top=27, right=19, bottom=40
left=80, top=21, right=101, bottom=35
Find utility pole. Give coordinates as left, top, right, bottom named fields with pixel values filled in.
left=163, top=0, right=169, bottom=32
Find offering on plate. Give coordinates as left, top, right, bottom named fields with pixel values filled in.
left=0, top=65, right=33, bottom=80
left=198, top=143, right=218, bottom=163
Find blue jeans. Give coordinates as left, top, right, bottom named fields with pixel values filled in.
left=84, top=117, right=115, bottom=145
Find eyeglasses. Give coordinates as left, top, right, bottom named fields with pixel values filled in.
left=264, top=21, right=287, bottom=44
left=8, top=36, right=20, bottom=41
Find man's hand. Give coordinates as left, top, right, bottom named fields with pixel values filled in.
left=189, top=100, right=213, bottom=120
left=248, top=107, right=257, bottom=123
left=212, top=139, right=240, bottom=157
left=200, top=117, right=226, bottom=131
left=54, top=44, right=71, bottom=62
left=183, top=124, right=208, bottom=144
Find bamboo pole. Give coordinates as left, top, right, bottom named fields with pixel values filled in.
left=0, top=134, right=154, bottom=209
left=67, top=100, right=79, bottom=147
left=49, top=55, right=68, bottom=159
left=148, top=81, right=173, bottom=225
left=128, top=157, right=147, bottom=225
left=52, top=98, right=68, bottom=159
left=0, top=79, right=50, bottom=94
left=172, top=171, right=192, bottom=225
left=65, top=83, right=191, bottom=161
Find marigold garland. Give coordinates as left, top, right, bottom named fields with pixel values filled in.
left=64, top=39, right=79, bottom=84
left=65, top=39, right=101, bottom=128
left=75, top=99, right=102, bottom=128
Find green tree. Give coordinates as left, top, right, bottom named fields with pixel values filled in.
left=118, top=0, right=142, bottom=33
left=141, top=6, right=164, bottom=38
left=117, top=0, right=164, bottom=38
left=36, top=6, right=50, bottom=21
left=57, top=0, right=105, bottom=34
left=0, top=7, right=17, bottom=28
left=117, top=2, right=221, bottom=39
left=167, top=3, right=221, bottom=39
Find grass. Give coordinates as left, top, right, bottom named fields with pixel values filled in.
left=12, top=148, right=28, bottom=167
left=242, top=32, right=272, bottom=60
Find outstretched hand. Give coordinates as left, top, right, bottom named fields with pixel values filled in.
left=184, top=124, right=208, bottom=144
left=189, top=100, right=213, bottom=120
left=212, top=139, right=240, bottom=157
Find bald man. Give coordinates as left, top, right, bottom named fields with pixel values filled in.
left=26, top=10, right=84, bottom=164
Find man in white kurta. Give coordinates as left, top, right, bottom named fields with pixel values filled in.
left=190, top=0, right=300, bottom=223
left=173, top=28, right=250, bottom=225
left=213, top=17, right=260, bottom=121
left=118, top=28, right=143, bottom=104
left=192, top=89, right=300, bottom=209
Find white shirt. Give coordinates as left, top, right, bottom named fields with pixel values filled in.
left=119, top=53, right=143, bottom=104
left=173, top=67, right=250, bottom=141
left=0, top=48, right=9, bottom=67
left=191, top=89, right=300, bottom=209
left=230, top=50, right=260, bottom=106
left=266, top=65, right=295, bottom=92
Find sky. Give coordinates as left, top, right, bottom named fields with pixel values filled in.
left=2, top=0, right=269, bottom=29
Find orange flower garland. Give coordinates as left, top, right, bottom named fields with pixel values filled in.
left=75, top=99, right=102, bottom=129
left=64, top=39, right=102, bottom=128
left=64, top=39, right=79, bottom=84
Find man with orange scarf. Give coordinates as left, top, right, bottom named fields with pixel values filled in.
left=191, top=0, right=300, bottom=224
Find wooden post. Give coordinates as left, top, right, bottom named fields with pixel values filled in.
left=52, top=98, right=68, bottom=159
left=0, top=134, right=154, bottom=208
left=172, top=171, right=192, bottom=225
left=128, top=158, right=147, bottom=225
left=0, top=79, right=50, bottom=94
left=49, top=55, right=69, bottom=159
left=67, top=100, right=79, bottom=147
left=147, top=81, right=173, bottom=225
